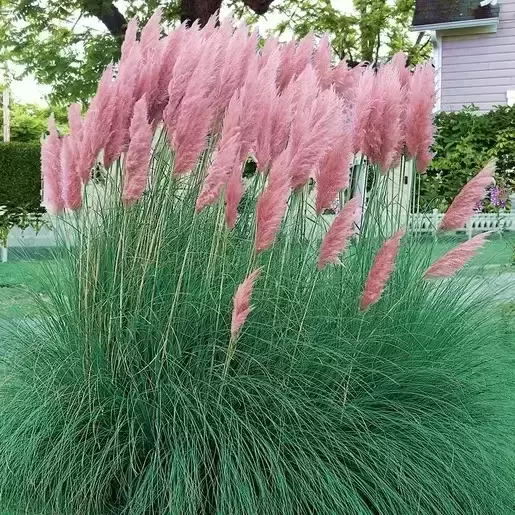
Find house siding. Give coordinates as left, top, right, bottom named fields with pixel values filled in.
left=440, top=0, right=515, bottom=112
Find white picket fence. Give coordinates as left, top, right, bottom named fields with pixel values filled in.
left=410, top=209, right=515, bottom=237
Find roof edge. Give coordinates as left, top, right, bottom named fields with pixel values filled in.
left=410, top=17, right=499, bottom=32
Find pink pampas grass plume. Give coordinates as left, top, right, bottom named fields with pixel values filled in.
left=196, top=93, right=242, bottom=211
left=225, top=161, right=244, bottom=229
left=360, top=229, right=405, bottom=311
left=439, top=162, right=495, bottom=231
left=313, top=34, right=332, bottom=89
left=293, top=33, right=315, bottom=78
left=391, top=52, right=411, bottom=90
left=212, top=22, right=250, bottom=116
left=332, top=62, right=361, bottom=103
left=352, top=66, right=376, bottom=155
left=260, top=37, right=280, bottom=70
left=405, top=62, right=435, bottom=172
left=269, top=83, right=295, bottom=165
left=67, top=103, right=82, bottom=137
left=289, top=87, right=343, bottom=190
left=171, top=31, right=224, bottom=174
left=61, top=135, right=82, bottom=210
left=79, top=64, right=115, bottom=181
left=163, top=29, right=203, bottom=141
left=255, top=149, right=291, bottom=252
left=42, top=116, right=64, bottom=214
left=104, top=42, right=141, bottom=167
left=139, top=9, right=162, bottom=59
left=123, top=96, right=153, bottom=205
left=231, top=268, right=261, bottom=339
left=120, top=18, right=139, bottom=65
left=318, top=195, right=361, bottom=270
left=277, top=40, right=297, bottom=91
left=366, top=64, right=403, bottom=173
left=315, top=128, right=353, bottom=213
left=67, top=103, right=83, bottom=177
left=424, top=232, right=491, bottom=279
left=239, top=46, right=280, bottom=162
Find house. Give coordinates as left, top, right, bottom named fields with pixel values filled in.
left=411, top=0, right=515, bottom=112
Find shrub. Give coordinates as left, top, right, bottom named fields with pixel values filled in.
left=0, top=142, right=44, bottom=222
left=1, top=15, right=514, bottom=515
left=421, top=104, right=515, bottom=211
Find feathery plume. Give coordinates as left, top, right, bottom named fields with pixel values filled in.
left=67, top=103, right=83, bottom=179
left=172, top=32, right=224, bottom=174
left=79, top=65, right=115, bottom=181
left=352, top=66, right=376, bottom=154
left=277, top=40, right=297, bottom=91
left=119, top=18, right=139, bottom=65
left=104, top=42, right=142, bottom=167
left=263, top=82, right=295, bottom=168
left=439, top=162, right=495, bottom=231
left=41, top=116, right=64, bottom=214
left=313, top=34, right=332, bottom=89
left=332, top=62, right=361, bottom=104
left=289, top=87, right=343, bottom=190
left=61, top=135, right=82, bottom=210
left=424, top=232, right=491, bottom=279
left=196, top=94, right=243, bottom=211
left=163, top=29, right=203, bottom=142
left=360, top=229, right=405, bottom=310
left=231, top=268, right=261, bottom=339
left=318, top=196, right=361, bottom=270
left=369, top=64, right=404, bottom=173
left=292, top=33, right=315, bottom=78
left=255, top=149, right=291, bottom=252
left=212, top=22, right=249, bottom=116
left=123, top=96, right=153, bottom=205
left=139, top=9, right=162, bottom=59
left=260, top=37, right=280, bottom=69
left=315, top=127, right=353, bottom=213
left=405, top=62, right=435, bottom=172
left=67, top=103, right=83, bottom=136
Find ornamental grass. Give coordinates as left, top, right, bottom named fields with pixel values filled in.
left=0, top=11, right=514, bottom=515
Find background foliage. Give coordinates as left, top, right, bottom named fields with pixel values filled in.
left=421, top=105, right=515, bottom=212
left=0, top=142, right=45, bottom=240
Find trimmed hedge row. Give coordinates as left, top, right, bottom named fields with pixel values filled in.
left=0, top=142, right=43, bottom=218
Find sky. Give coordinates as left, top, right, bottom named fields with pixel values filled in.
left=8, top=0, right=354, bottom=105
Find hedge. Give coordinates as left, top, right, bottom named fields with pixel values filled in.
left=0, top=142, right=43, bottom=221
left=421, top=104, right=515, bottom=211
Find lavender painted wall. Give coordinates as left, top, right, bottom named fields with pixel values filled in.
left=440, top=0, right=515, bottom=112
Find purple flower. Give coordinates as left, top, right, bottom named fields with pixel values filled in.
left=490, top=185, right=500, bottom=207
left=474, top=200, right=484, bottom=213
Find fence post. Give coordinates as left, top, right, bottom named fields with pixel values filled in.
left=432, top=209, right=439, bottom=233
left=467, top=220, right=472, bottom=240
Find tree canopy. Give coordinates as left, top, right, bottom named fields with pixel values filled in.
left=0, top=0, right=430, bottom=105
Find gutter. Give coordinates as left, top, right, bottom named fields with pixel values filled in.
left=410, top=17, right=499, bottom=32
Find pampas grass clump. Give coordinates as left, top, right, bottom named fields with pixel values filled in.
left=0, top=12, right=514, bottom=515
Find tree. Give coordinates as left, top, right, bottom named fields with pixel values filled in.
left=270, top=0, right=430, bottom=66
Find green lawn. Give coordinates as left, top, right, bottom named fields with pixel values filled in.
left=0, top=261, right=51, bottom=318
left=0, top=234, right=514, bottom=319
left=428, top=232, right=515, bottom=268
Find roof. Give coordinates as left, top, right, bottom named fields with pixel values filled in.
left=412, top=0, right=500, bottom=28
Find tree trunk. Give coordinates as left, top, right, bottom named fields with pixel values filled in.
left=88, top=0, right=276, bottom=41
